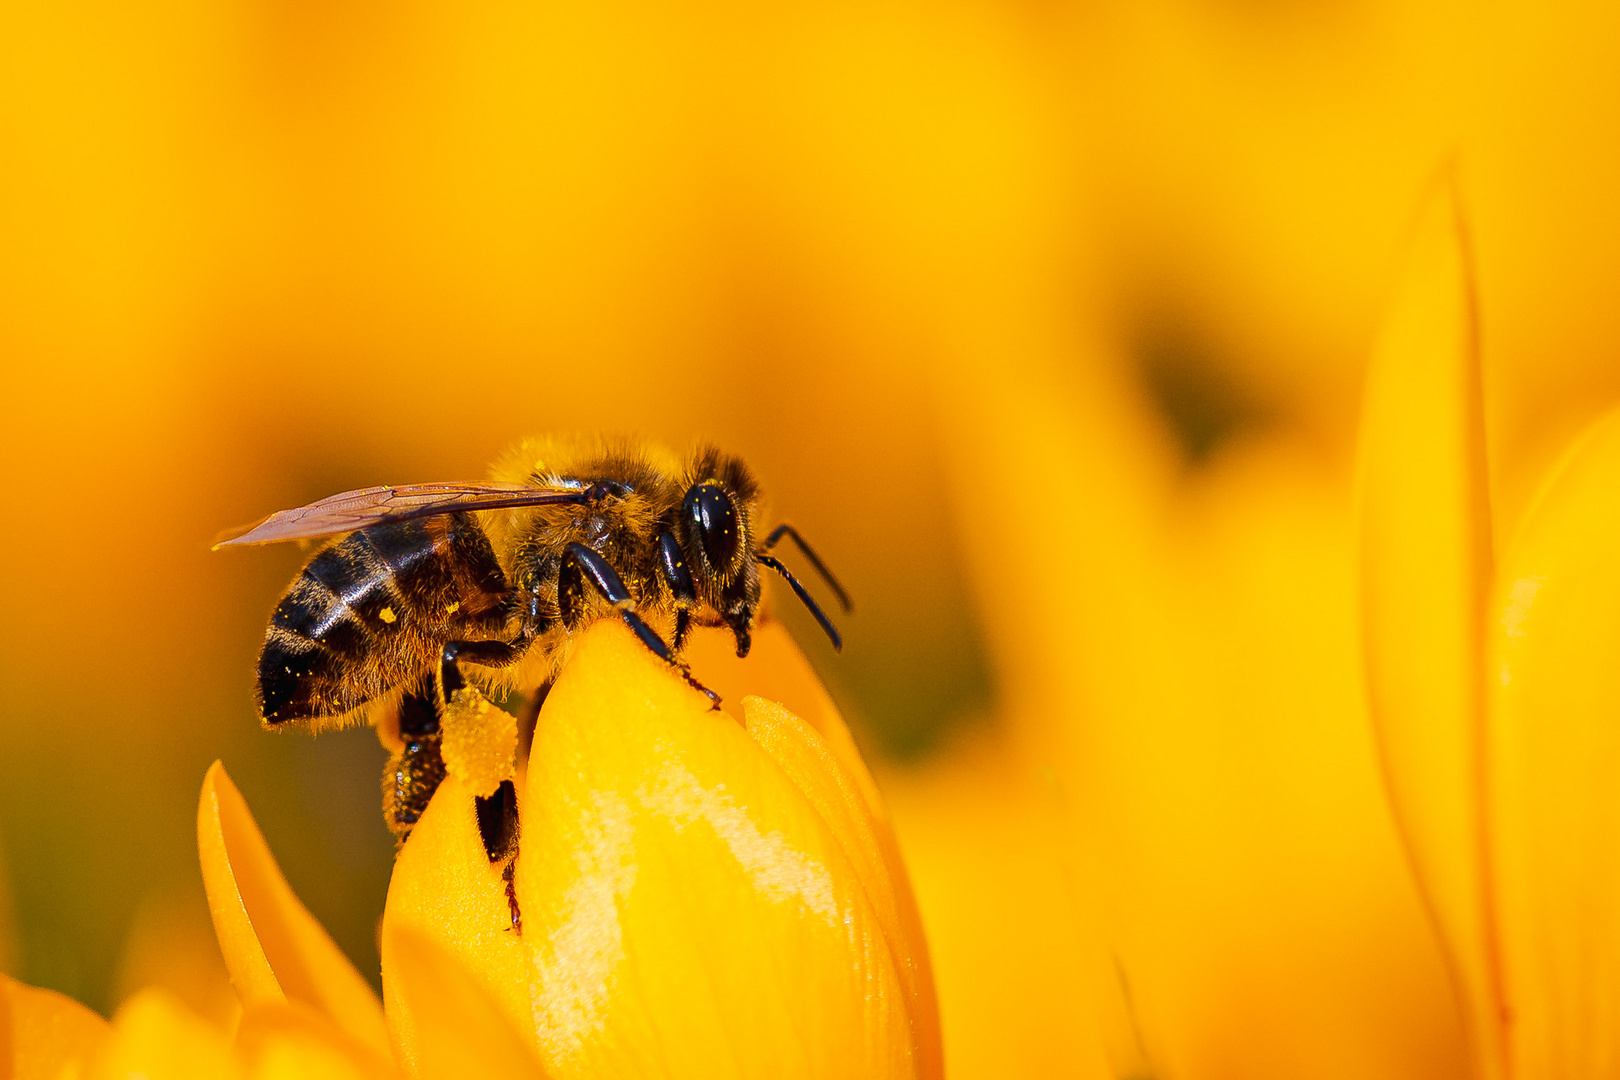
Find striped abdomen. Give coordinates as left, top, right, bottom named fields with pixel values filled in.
left=257, top=512, right=509, bottom=725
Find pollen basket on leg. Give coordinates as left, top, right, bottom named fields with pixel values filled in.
left=441, top=686, right=519, bottom=799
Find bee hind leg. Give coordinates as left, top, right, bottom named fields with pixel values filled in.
left=383, top=657, right=536, bottom=845
left=382, top=673, right=448, bottom=842
left=477, top=777, right=522, bottom=935
left=563, top=542, right=720, bottom=709
left=388, top=610, right=545, bottom=845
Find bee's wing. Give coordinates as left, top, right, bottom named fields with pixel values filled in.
left=214, top=482, right=587, bottom=548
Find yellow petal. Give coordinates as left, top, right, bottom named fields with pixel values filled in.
left=1356, top=181, right=1502, bottom=1074
left=382, top=772, right=533, bottom=1071
left=197, top=761, right=391, bottom=1057
left=688, top=622, right=940, bottom=1073
left=383, top=925, right=548, bottom=1080
left=685, top=623, right=853, bottom=754
left=1488, top=408, right=1620, bottom=1075
left=519, top=619, right=914, bottom=1079
left=1, top=972, right=112, bottom=1080
left=235, top=1001, right=401, bottom=1080
left=741, top=696, right=941, bottom=1079
left=85, top=987, right=239, bottom=1080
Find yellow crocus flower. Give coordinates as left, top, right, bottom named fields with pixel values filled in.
left=191, top=618, right=935, bottom=1079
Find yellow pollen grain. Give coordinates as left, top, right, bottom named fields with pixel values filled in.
left=441, top=686, right=518, bottom=798
left=446, top=600, right=460, bottom=615
left=379, top=606, right=397, bottom=624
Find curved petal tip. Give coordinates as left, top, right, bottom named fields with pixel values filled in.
left=197, top=761, right=391, bottom=1057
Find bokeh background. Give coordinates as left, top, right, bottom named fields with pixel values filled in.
left=2, top=0, right=1617, bottom=1076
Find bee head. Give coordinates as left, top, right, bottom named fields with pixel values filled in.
left=683, top=480, right=757, bottom=655
left=679, top=449, right=763, bottom=656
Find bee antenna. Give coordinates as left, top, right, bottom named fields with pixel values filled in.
left=755, top=553, right=843, bottom=652
left=759, top=524, right=851, bottom=613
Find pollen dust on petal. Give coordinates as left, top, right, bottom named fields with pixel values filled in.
left=440, top=686, right=518, bottom=798
left=644, top=759, right=839, bottom=926
left=531, top=788, right=636, bottom=1061
left=1499, top=575, right=1545, bottom=686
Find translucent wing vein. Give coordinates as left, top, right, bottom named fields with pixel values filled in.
left=215, top=483, right=587, bottom=548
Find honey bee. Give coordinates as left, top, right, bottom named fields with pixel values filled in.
left=217, top=438, right=848, bottom=843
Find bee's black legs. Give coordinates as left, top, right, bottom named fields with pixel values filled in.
left=563, top=542, right=720, bottom=707
left=440, top=637, right=525, bottom=698
left=762, top=524, right=852, bottom=612
left=756, top=553, right=844, bottom=652
left=382, top=673, right=448, bottom=841
left=381, top=599, right=546, bottom=843
left=439, top=594, right=545, bottom=701
left=655, top=531, right=698, bottom=652
left=476, top=778, right=520, bottom=863
left=386, top=680, right=523, bottom=934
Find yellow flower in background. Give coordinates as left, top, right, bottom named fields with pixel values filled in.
left=2, top=969, right=397, bottom=1079
left=187, top=619, right=934, bottom=1079
left=0, top=973, right=111, bottom=1079
left=1358, top=181, right=1501, bottom=1077
left=921, top=216, right=1468, bottom=1074
left=1360, top=180, right=1620, bottom=1077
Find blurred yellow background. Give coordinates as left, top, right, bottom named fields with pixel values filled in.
left=1, top=0, right=1617, bottom=1076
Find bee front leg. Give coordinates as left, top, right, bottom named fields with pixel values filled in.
left=562, top=542, right=720, bottom=708
left=655, top=531, right=698, bottom=653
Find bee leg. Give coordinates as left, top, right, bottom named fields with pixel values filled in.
left=439, top=636, right=527, bottom=700
left=563, top=541, right=720, bottom=708
left=382, top=673, right=447, bottom=842
left=438, top=596, right=545, bottom=701
left=656, top=531, right=698, bottom=653
left=475, top=778, right=520, bottom=863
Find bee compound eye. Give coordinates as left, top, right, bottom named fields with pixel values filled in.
left=684, top=483, right=741, bottom=574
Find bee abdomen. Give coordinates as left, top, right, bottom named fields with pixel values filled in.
left=274, top=541, right=407, bottom=651
left=257, top=521, right=449, bottom=725
left=257, top=632, right=329, bottom=725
